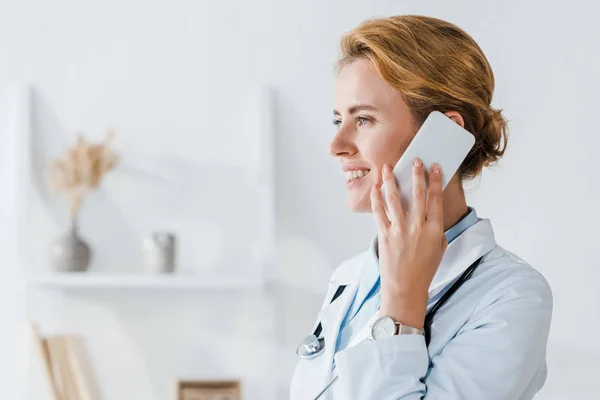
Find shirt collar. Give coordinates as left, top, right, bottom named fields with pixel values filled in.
left=445, top=207, right=479, bottom=244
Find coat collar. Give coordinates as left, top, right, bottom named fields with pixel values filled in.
left=429, top=218, right=496, bottom=297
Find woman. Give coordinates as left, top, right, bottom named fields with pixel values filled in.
left=290, top=15, right=553, bottom=400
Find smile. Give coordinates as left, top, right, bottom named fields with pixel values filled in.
left=345, top=169, right=371, bottom=183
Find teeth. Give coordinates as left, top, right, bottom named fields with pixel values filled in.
left=346, top=169, right=370, bottom=182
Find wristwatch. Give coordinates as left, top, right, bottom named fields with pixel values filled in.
left=370, top=316, right=425, bottom=340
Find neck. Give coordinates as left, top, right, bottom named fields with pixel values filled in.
left=442, top=177, right=469, bottom=231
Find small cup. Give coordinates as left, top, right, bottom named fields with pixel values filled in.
left=142, top=232, right=176, bottom=273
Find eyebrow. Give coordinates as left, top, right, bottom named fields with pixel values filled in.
left=333, top=104, right=378, bottom=116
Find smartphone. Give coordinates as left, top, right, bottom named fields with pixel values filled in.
left=381, top=111, right=475, bottom=213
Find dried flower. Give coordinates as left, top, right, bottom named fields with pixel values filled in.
left=49, top=130, right=119, bottom=219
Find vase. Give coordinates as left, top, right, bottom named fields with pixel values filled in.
left=49, top=221, right=92, bottom=272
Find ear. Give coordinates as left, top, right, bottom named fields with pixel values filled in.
left=444, top=111, right=465, bottom=128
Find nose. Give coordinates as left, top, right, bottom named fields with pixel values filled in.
left=329, top=127, right=357, bottom=158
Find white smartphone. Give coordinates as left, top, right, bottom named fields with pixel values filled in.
left=381, top=111, right=475, bottom=213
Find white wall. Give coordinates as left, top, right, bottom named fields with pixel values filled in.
left=0, top=84, right=30, bottom=400
left=1, top=0, right=598, bottom=399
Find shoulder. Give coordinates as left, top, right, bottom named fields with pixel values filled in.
left=328, top=250, right=368, bottom=283
left=311, top=250, right=367, bottom=312
left=473, top=245, right=553, bottom=313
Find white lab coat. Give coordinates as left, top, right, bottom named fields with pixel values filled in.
left=290, top=218, right=552, bottom=400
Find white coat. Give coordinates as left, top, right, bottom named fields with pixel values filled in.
left=290, top=218, right=553, bottom=400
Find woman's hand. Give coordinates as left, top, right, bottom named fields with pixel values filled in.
left=371, top=158, right=448, bottom=330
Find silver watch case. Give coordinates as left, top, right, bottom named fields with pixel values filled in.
left=370, top=316, right=424, bottom=340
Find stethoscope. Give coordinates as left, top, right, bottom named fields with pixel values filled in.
left=296, top=285, right=347, bottom=359
left=296, top=256, right=484, bottom=399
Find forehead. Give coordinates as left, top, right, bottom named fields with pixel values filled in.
left=334, top=59, right=403, bottom=112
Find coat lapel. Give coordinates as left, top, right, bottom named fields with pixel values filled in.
left=313, top=254, right=363, bottom=392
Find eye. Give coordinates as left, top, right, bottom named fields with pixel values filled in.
left=332, top=119, right=342, bottom=127
left=356, top=116, right=371, bottom=126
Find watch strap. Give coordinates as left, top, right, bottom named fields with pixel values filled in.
left=396, top=323, right=424, bottom=336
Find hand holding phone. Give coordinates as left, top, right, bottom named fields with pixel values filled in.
left=381, top=111, right=475, bottom=213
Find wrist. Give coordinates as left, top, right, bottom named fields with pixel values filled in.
left=380, top=286, right=428, bottom=330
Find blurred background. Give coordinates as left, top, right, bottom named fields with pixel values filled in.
left=0, top=0, right=598, bottom=399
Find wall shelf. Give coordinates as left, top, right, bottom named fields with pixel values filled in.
left=28, top=273, right=267, bottom=291
left=15, top=86, right=279, bottom=399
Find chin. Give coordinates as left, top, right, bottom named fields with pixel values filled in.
left=346, top=196, right=372, bottom=213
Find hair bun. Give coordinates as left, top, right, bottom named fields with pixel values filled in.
left=462, top=107, right=508, bottom=180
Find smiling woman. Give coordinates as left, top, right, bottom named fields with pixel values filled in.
left=331, top=57, right=422, bottom=212
left=291, top=15, right=552, bottom=400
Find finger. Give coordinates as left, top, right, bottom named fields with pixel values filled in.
left=370, top=183, right=390, bottom=233
left=427, top=163, right=444, bottom=226
left=382, top=164, right=405, bottom=225
left=411, top=158, right=427, bottom=222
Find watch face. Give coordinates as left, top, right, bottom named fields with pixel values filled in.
left=371, top=317, right=396, bottom=340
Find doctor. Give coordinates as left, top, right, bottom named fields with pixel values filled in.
left=290, top=15, right=553, bottom=400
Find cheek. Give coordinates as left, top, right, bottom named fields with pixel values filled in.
left=359, top=126, right=409, bottom=168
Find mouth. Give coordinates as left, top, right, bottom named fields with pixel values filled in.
left=345, top=169, right=371, bottom=186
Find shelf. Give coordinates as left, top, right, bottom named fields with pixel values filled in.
left=28, top=273, right=267, bottom=291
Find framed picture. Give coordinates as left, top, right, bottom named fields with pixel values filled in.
left=175, top=380, right=241, bottom=400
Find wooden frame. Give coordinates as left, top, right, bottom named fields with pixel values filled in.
left=174, top=380, right=241, bottom=400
